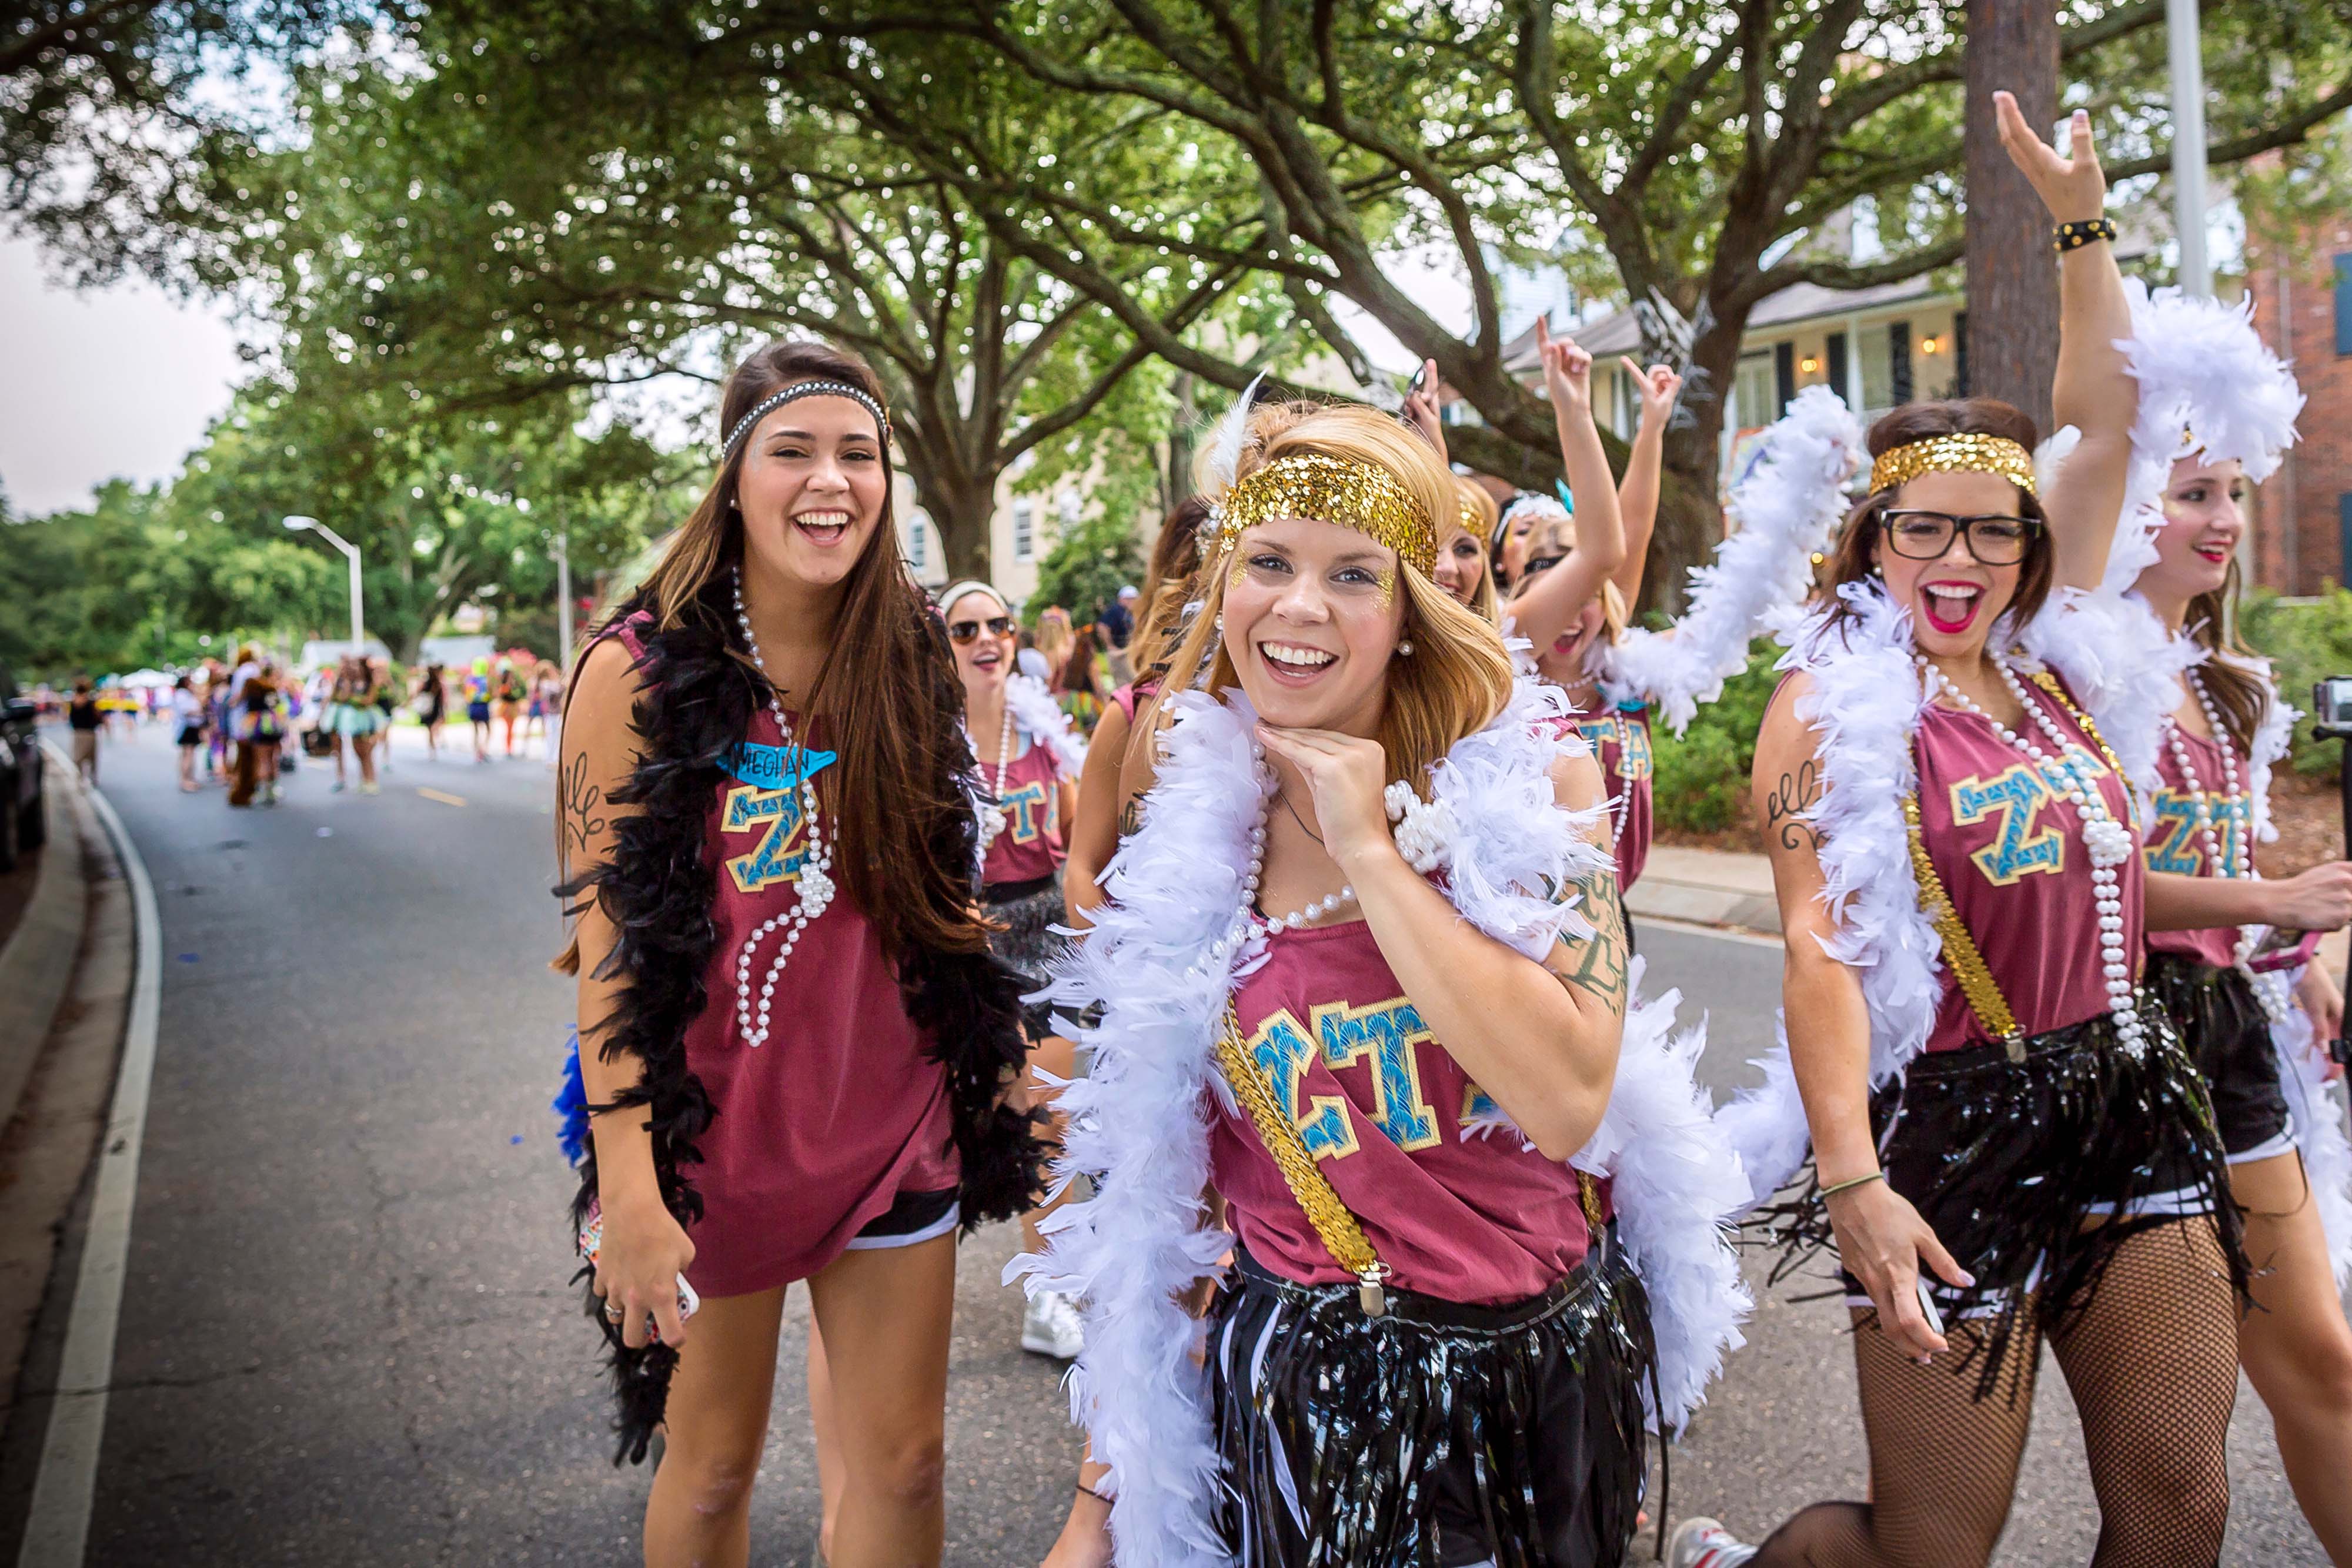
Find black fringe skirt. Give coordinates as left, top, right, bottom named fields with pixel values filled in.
left=1206, top=1232, right=1653, bottom=1568
left=983, top=872, right=1069, bottom=1039
left=1755, top=1006, right=2248, bottom=1399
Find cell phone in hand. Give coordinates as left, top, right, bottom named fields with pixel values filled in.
left=1406, top=363, right=1428, bottom=399
left=1915, top=1276, right=1946, bottom=1338
left=579, top=1211, right=700, bottom=1338
left=2247, top=925, right=2323, bottom=974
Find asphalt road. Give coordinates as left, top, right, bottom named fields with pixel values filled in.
left=20, top=718, right=2333, bottom=1564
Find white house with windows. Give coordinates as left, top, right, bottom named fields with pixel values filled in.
left=895, top=453, right=1096, bottom=608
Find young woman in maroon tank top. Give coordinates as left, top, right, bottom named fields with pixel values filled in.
left=2117, top=346, right=2352, bottom=1557
left=1680, top=99, right=2248, bottom=1568
left=1028, top=399, right=1730, bottom=1567
left=555, top=339, right=1038, bottom=1568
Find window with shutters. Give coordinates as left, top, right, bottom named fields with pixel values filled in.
left=908, top=513, right=927, bottom=570
left=1013, top=501, right=1035, bottom=563
left=1734, top=353, right=1778, bottom=432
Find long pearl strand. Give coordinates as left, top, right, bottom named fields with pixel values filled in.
left=2164, top=671, right=2296, bottom=1022
left=1918, top=656, right=2146, bottom=1054
left=971, top=697, right=1015, bottom=857
left=730, top=570, right=836, bottom=1049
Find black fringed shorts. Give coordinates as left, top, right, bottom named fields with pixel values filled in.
left=2143, top=952, right=2296, bottom=1162
left=1206, top=1233, right=1653, bottom=1568
left=982, top=873, right=1070, bottom=1041
left=1780, top=1007, right=2248, bottom=1395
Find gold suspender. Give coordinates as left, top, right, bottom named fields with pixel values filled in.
left=1905, top=668, right=2135, bottom=1064
left=1215, top=1001, right=1392, bottom=1315
left=1902, top=792, right=2027, bottom=1059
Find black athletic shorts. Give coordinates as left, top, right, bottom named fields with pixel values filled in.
left=2143, top=952, right=2296, bottom=1161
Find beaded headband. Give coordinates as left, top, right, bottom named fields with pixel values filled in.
left=1212, top=452, right=1436, bottom=575
left=1868, top=432, right=2037, bottom=497
left=720, top=379, right=891, bottom=462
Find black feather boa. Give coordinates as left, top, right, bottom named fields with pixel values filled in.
left=558, top=581, right=1043, bottom=1465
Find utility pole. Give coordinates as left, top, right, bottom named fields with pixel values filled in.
left=2168, top=0, right=2212, bottom=298
left=554, top=530, right=574, bottom=660
left=1963, top=0, right=2061, bottom=435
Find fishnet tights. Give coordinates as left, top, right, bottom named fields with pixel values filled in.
left=1749, top=1221, right=2239, bottom=1568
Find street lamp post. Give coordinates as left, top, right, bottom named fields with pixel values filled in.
left=553, top=529, right=574, bottom=660
left=283, top=514, right=365, bottom=655
left=2167, top=0, right=2212, bottom=299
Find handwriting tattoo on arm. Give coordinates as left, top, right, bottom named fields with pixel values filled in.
left=1765, top=759, right=1823, bottom=851
left=1554, top=865, right=1629, bottom=1008
left=559, top=750, right=607, bottom=860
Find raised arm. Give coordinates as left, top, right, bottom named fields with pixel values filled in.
left=1611, top=360, right=1684, bottom=609
left=1061, top=700, right=1131, bottom=928
left=1994, top=92, right=2132, bottom=590
left=1753, top=675, right=1967, bottom=1359
left=1506, top=322, right=1629, bottom=651
left=560, top=635, right=696, bottom=1350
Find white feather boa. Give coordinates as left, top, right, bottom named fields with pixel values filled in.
left=1718, top=584, right=1945, bottom=1205
left=2269, top=979, right=2352, bottom=1282
left=1016, top=673, right=1750, bottom=1563
left=1002, top=670, right=1088, bottom=777
left=1605, top=385, right=1865, bottom=734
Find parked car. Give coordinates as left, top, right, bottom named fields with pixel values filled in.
left=0, top=660, right=49, bottom=872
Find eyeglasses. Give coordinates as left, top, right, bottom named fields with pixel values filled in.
left=1877, top=509, right=2043, bottom=567
left=1519, top=552, right=1569, bottom=580
left=946, top=615, right=1015, bottom=643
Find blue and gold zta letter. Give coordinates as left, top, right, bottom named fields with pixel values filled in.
left=2144, top=788, right=2240, bottom=875
left=1240, top=996, right=1445, bottom=1162
left=722, top=783, right=811, bottom=893
left=1949, top=746, right=2108, bottom=887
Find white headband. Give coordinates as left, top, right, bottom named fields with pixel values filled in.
left=720, top=379, right=891, bottom=462
left=936, top=580, right=1008, bottom=617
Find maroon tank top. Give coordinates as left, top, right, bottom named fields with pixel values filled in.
left=1213, top=918, right=1598, bottom=1305
left=1910, top=674, right=2144, bottom=1052
left=2142, top=721, right=2246, bottom=969
left=1579, top=704, right=1653, bottom=892
left=980, top=734, right=1066, bottom=887
left=608, top=616, right=959, bottom=1297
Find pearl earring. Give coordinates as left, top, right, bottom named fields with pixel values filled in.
left=1397, top=639, right=1414, bottom=656
left=1214, top=613, right=1225, bottom=633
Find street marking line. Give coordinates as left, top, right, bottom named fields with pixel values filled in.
left=416, top=788, right=468, bottom=808
left=18, top=777, right=162, bottom=1567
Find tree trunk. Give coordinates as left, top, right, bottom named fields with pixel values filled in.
left=1164, top=371, right=1198, bottom=508
left=1965, top=0, right=2060, bottom=436
left=921, top=476, right=998, bottom=583
left=1639, top=295, right=1753, bottom=616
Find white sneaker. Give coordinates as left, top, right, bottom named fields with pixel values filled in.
left=1020, top=1289, right=1085, bottom=1359
left=1667, top=1517, right=1758, bottom=1568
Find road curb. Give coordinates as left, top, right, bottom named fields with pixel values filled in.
left=0, top=750, right=90, bottom=1134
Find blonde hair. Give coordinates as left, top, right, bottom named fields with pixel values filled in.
left=1149, top=402, right=1514, bottom=793
left=1519, top=513, right=1628, bottom=642
left=1033, top=606, right=1076, bottom=671
left=1444, top=477, right=1502, bottom=624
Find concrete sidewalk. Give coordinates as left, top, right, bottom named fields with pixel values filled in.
left=1628, top=843, right=1779, bottom=934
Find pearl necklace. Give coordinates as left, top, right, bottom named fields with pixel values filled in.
left=970, top=697, right=1017, bottom=857
left=2164, top=671, right=2298, bottom=1023
left=730, top=570, right=836, bottom=1049
left=1917, top=655, right=2146, bottom=1054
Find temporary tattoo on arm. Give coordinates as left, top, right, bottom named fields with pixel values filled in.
left=559, top=750, right=607, bottom=860
left=1764, top=759, right=1823, bottom=851
left=1118, top=798, right=1144, bottom=839
left=1552, top=865, right=1629, bottom=1008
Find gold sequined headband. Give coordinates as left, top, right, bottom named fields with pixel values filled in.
left=1212, top=452, right=1436, bottom=576
left=1869, top=433, right=2037, bottom=497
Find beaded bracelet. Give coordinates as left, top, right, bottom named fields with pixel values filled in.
left=2053, top=217, right=2117, bottom=254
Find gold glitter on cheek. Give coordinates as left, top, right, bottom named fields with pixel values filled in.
left=1227, top=550, right=1250, bottom=591
left=1372, top=565, right=1396, bottom=609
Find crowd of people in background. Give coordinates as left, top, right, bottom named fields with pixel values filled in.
left=54, top=647, right=567, bottom=807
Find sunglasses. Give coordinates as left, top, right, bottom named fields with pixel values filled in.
left=947, top=615, right=1015, bottom=644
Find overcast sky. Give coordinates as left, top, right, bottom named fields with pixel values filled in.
left=0, top=235, right=255, bottom=517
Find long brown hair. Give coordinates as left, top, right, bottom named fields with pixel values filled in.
left=2185, top=559, right=2270, bottom=756
left=579, top=338, right=986, bottom=963
left=1131, top=495, right=1210, bottom=672
left=1821, top=399, right=2053, bottom=641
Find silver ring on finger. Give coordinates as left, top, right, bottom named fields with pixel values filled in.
left=604, top=1300, right=626, bottom=1322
